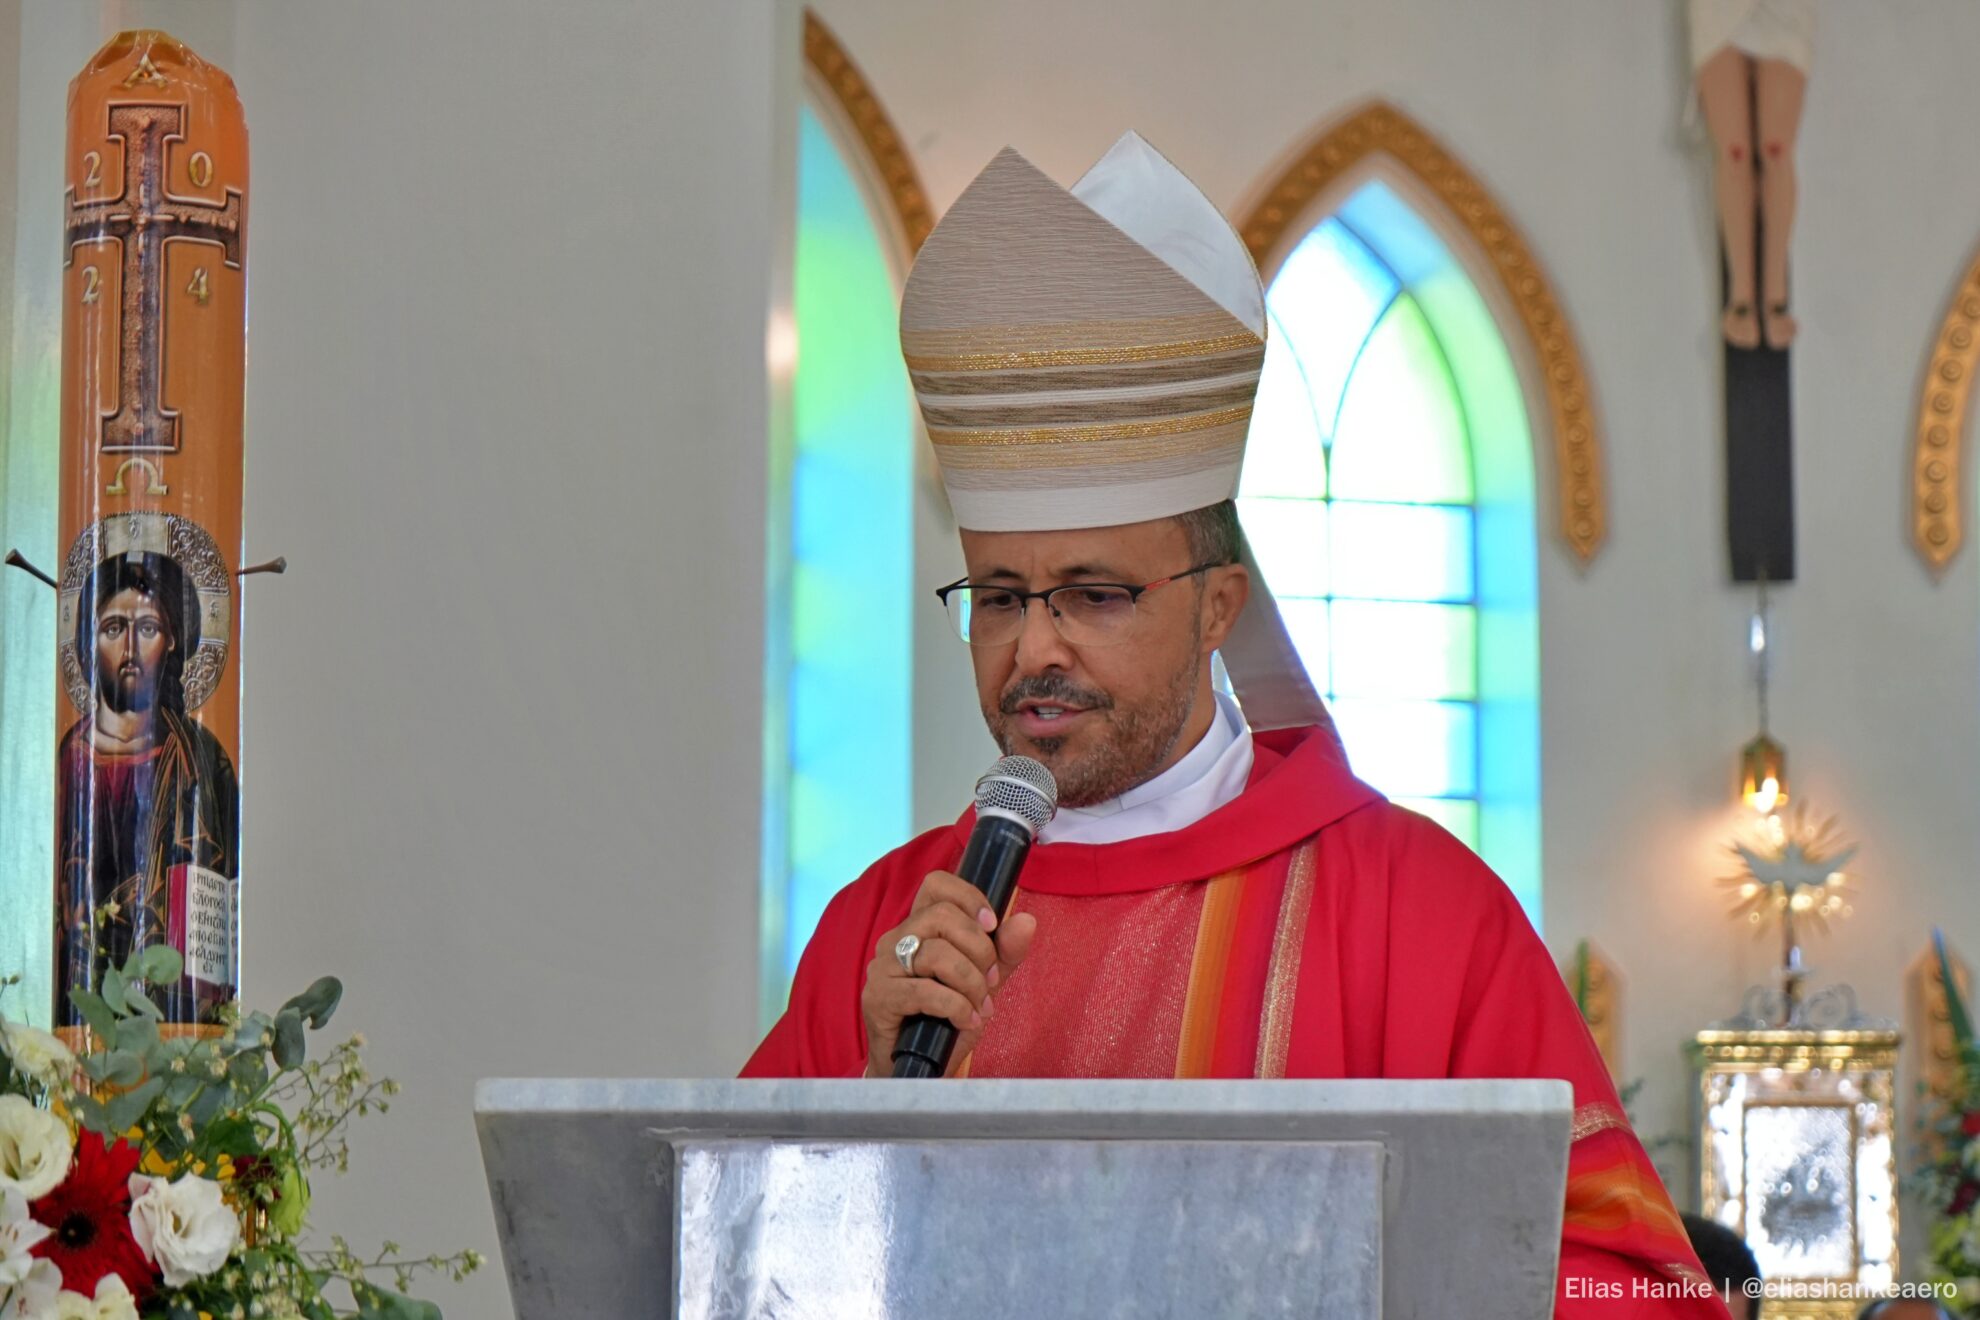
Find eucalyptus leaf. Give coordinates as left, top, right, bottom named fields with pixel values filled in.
left=102, top=1050, right=146, bottom=1088
left=80, top=1052, right=118, bottom=1083
left=68, top=990, right=119, bottom=1039
left=113, top=1014, right=158, bottom=1057
left=282, top=976, right=344, bottom=1030
left=357, top=1288, right=440, bottom=1320
left=273, top=1007, right=306, bottom=1069
left=105, top=1075, right=165, bottom=1131
left=67, top=1092, right=112, bottom=1135
left=165, top=1072, right=202, bottom=1106
left=101, top=967, right=128, bottom=1016
left=137, top=943, right=184, bottom=985
left=189, top=1082, right=230, bottom=1127
left=125, top=989, right=164, bottom=1021
left=230, top=1051, right=268, bottom=1093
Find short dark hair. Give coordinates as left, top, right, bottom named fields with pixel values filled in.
left=1681, top=1212, right=1761, bottom=1316
left=1174, top=500, right=1241, bottom=568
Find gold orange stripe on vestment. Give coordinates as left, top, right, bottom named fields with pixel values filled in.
left=1173, top=870, right=1246, bottom=1079
left=1570, top=1100, right=1634, bottom=1143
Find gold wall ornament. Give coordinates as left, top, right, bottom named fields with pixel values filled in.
left=1718, top=804, right=1857, bottom=1023
left=1237, top=100, right=1607, bottom=565
left=1237, top=102, right=1605, bottom=564
left=801, top=9, right=933, bottom=258
left=1691, top=1026, right=1902, bottom=1320
left=1911, top=241, right=1980, bottom=572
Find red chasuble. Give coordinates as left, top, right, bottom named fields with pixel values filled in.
left=745, top=725, right=1729, bottom=1318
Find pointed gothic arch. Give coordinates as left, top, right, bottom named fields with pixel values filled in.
left=1238, top=101, right=1606, bottom=565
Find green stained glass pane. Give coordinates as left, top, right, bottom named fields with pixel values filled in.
left=1330, top=297, right=1472, bottom=503
left=1393, top=797, right=1481, bottom=850
left=1330, top=698, right=1476, bottom=798
left=1275, top=597, right=1331, bottom=695
left=1267, top=219, right=1398, bottom=431
left=1329, top=501, right=1474, bottom=602
left=1329, top=601, right=1476, bottom=701
left=1237, top=496, right=1328, bottom=598
left=1241, top=318, right=1328, bottom=499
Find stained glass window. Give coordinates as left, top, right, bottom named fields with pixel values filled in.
left=764, top=103, right=914, bottom=1010
left=1240, top=179, right=1541, bottom=920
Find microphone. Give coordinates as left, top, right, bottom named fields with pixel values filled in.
left=891, top=755, right=1057, bottom=1078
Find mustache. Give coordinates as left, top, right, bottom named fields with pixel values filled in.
left=999, top=675, right=1112, bottom=715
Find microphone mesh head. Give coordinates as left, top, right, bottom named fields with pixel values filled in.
left=975, top=755, right=1057, bottom=836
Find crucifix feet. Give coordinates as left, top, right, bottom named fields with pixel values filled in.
left=1723, top=300, right=1761, bottom=350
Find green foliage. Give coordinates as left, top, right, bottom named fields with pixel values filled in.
left=0, top=946, right=481, bottom=1320
left=1910, top=929, right=1980, bottom=1302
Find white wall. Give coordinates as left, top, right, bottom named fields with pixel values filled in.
left=816, top=0, right=1980, bottom=1249
left=5, top=0, right=1980, bottom=1302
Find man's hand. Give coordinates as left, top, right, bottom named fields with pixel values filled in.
left=862, top=870, right=1038, bottom=1078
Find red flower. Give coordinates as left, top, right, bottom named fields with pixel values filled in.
left=1952, top=1179, right=1980, bottom=1217
left=1962, top=1112, right=1980, bottom=1137
left=29, top=1129, right=157, bottom=1300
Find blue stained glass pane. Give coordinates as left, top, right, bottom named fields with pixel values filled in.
left=1329, top=601, right=1476, bottom=701
left=1237, top=496, right=1328, bottom=598
left=1264, top=220, right=1398, bottom=436
left=1329, top=501, right=1475, bottom=602
left=1337, top=180, right=1455, bottom=288
left=1330, top=698, right=1477, bottom=798
left=1330, top=297, right=1472, bottom=504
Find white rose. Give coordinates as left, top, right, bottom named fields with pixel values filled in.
left=127, top=1174, right=239, bottom=1287
left=0, top=1096, right=71, bottom=1201
left=51, top=1276, right=137, bottom=1320
left=0, top=1023, right=74, bottom=1092
left=0, top=1188, right=57, bottom=1319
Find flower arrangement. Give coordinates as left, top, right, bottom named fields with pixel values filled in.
left=1914, top=929, right=1980, bottom=1309
left=0, top=948, right=478, bottom=1320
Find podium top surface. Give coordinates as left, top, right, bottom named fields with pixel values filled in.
left=475, top=1075, right=1571, bottom=1132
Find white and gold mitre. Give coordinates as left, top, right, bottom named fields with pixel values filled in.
left=901, top=133, right=1265, bottom=531
left=901, top=134, right=1336, bottom=736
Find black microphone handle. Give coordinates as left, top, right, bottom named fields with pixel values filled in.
left=891, top=814, right=1034, bottom=1078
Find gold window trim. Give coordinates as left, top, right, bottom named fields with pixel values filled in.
left=1911, top=242, right=1980, bottom=573
left=1235, top=100, right=1607, bottom=566
left=802, top=10, right=933, bottom=260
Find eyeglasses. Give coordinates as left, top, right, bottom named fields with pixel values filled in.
left=934, top=563, right=1223, bottom=648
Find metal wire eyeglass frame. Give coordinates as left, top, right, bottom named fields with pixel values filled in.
left=933, top=562, right=1224, bottom=647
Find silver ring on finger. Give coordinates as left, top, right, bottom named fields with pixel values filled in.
left=895, top=933, right=921, bottom=977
